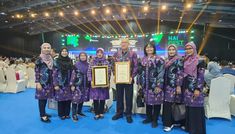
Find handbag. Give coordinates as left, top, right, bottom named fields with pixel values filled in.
left=171, top=94, right=186, bottom=121
left=136, top=88, right=145, bottom=107
left=48, top=99, right=58, bottom=110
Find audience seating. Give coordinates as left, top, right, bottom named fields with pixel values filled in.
left=205, top=77, right=233, bottom=120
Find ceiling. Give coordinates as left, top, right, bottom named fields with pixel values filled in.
left=0, top=0, right=235, bottom=35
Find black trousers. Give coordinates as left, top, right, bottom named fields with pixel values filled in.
left=94, top=100, right=105, bottom=115
left=38, top=99, right=47, bottom=117
left=146, top=104, right=161, bottom=122
left=58, top=100, right=71, bottom=117
left=162, top=101, right=185, bottom=127
left=185, top=106, right=206, bottom=134
left=72, top=102, right=83, bottom=116
left=116, top=84, right=133, bottom=117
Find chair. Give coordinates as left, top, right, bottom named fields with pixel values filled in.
left=230, top=95, right=235, bottom=116
left=223, top=74, right=235, bottom=94
left=205, top=77, right=233, bottom=120
left=0, top=68, right=7, bottom=92
left=4, top=67, right=25, bottom=93
left=26, top=67, right=36, bottom=88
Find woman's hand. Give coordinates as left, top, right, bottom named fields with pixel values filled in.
left=194, top=89, right=200, bottom=97
left=154, top=87, right=162, bottom=94
left=36, top=83, right=42, bottom=91
left=54, top=86, right=60, bottom=91
left=176, top=86, right=181, bottom=94
left=71, top=86, right=75, bottom=91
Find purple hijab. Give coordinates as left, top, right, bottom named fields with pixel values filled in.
left=184, top=42, right=199, bottom=78
left=39, top=43, right=53, bottom=70
left=165, top=44, right=179, bottom=68
left=94, top=48, right=106, bottom=63
left=75, top=52, right=89, bottom=74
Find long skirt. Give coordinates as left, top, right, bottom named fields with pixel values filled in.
left=185, top=106, right=206, bottom=134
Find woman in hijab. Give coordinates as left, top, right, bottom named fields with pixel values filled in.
left=70, top=52, right=90, bottom=122
left=35, top=43, right=54, bottom=123
left=53, top=47, right=73, bottom=120
left=162, top=44, right=184, bottom=132
left=87, top=48, right=111, bottom=120
left=204, top=57, right=222, bottom=88
left=138, top=42, right=165, bottom=128
left=183, top=42, right=206, bottom=134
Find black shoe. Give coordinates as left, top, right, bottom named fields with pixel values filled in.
left=142, top=118, right=152, bottom=124
left=99, top=115, right=104, bottom=119
left=41, top=117, right=51, bottom=123
left=45, top=114, right=52, bottom=118
left=126, top=116, right=133, bottom=123
left=112, top=114, right=123, bottom=120
left=77, top=113, right=86, bottom=117
left=72, top=115, right=78, bottom=122
left=65, top=116, right=71, bottom=119
left=60, top=116, right=66, bottom=120
left=152, top=121, right=158, bottom=128
left=94, top=115, right=99, bottom=120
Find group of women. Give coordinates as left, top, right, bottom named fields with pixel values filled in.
left=35, top=40, right=206, bottom=134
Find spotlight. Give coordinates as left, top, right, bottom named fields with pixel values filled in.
left=186, top=3, right=192, bottom=9
left=59, top=11, right=64, bottom=17
left=30, top=13, right=36, bottom=18
left=105, top=8, right=111, bottom=14
left=91, top=10, right=96, bottom=15
left=122, top=7, right=127, bottom=13
left=44, top=12, right=50, bottom=17
left=74, top=11, right=79, bottom=16
left=161, top=5, right=167, bottom=10
left=16, top=14, right=20, bottom=18
left=143, top=5, right=149, bottom=12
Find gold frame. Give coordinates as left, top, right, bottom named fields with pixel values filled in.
left=114, top=61, right=131, bottom=84
left=91, top=66, right=109, bottom=88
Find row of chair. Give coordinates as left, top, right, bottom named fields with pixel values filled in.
left=0, top=67, right=36, bottom=93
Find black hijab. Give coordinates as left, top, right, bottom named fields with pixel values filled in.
left=57, top=47, right=73, bottom=76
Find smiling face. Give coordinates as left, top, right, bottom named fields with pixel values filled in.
left=185, top=45, right=194, bottom=56
left=79, top=53, right=87, bottom=61
left=145, top=45, right=154, bottom=56
left=61, top=48, right=68, bottom=57
left=50, top=49, right=56, bottom=56
left=41, top=44, right=51, bottom=55
left=168, top=46, right=177, bottom=57
left=97, top=50, right=103, bottom=58
left=120, top=42, right=129, bottom=51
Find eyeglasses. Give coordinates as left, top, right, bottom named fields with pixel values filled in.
left=185, top=48, right=193, bottom=50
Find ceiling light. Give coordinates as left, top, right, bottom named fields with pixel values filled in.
left=91, top=10, right=96, bottom=15
left=161, top=5, right=167, bottom=10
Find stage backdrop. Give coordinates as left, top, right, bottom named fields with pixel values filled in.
left=61, top=30, right=194, bottom=57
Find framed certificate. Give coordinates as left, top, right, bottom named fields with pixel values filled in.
left=115, top=61, right=131, bottom=84
left=91, top=66, right=109, bottom=88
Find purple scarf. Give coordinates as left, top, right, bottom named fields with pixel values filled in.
left=75, top=52, right=89, bottom=88
left=39, top=43, right=53, bottom=70
left=184, top=42, right=199, bottom=78
left=165, top=44, right=179, bottom=68
left=75, top=52, right=89, bottom=74
left=93, top=48, right=106, bottom=64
